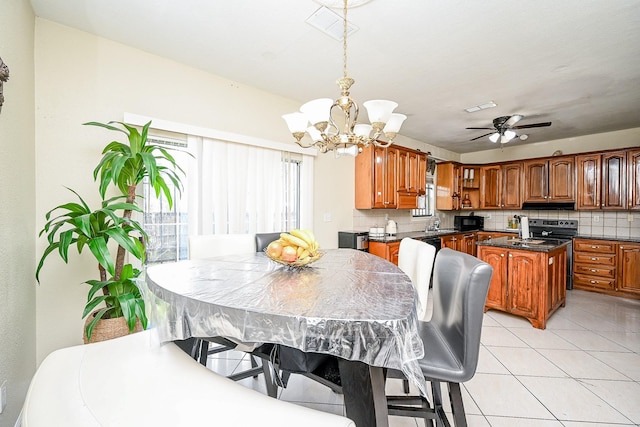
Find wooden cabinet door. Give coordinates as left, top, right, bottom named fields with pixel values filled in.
left=441, top=235, right=461, bottom=251
left=480, top=165, right=501, bottom=209
left=548, top=156, right=575, bottom=201
left=478, top=246, right=508, bottom=311
left=628, top=149, right=640, bottom=210
left=618, top=243, right=640, bottom=295
left=576, top=154, right=601, bottom=209
left=508, top=251, right=542, bottom=319
left=388, top=241, right=401, bottom=266
left=547, top=249, right=567, bottom=311
left=523, top=159, right=548, bottom=202
left=371, top=146, right=387, bottom=208
left=461, top=233, right=477, bottom=257
left=384, top=148, right=398, bottom=208
left=436, top=162, right=462, bottom=210
left=407, top=151, right=420, bottom=193
left=602, top=151, right=626, bottom=209
left=417, top=153, right=427, bottom=195
left=397, top=150, right=409, bottom=193
left=502, top=162, right=522, bottom=209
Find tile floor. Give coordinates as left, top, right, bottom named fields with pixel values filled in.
left=206, top=289, right=640, bottom=426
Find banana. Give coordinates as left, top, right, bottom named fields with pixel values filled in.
left=280, top=232, right=309, bottom=249
left=298, top=249, right=310, bottom=260
left=290, top=229, right=312, bottom=245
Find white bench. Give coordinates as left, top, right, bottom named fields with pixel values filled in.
left=21, top=330, right=355, bottom=427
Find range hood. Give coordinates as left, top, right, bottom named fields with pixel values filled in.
left=521, top=202, right=575, bottom=210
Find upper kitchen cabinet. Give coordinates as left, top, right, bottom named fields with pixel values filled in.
left=436, top=162, right=480, bottom=210
left=576, top=150, right=627, bottom=210
left=355, top=144, right=427, bottom=209
left=627, top=148, right=640, bottom=210
left=523, top=156, right=575, bottom=203
left=480, top=162, right=522, bottom=210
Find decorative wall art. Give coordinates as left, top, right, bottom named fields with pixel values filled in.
left=0, top=56, right=9, bottom=113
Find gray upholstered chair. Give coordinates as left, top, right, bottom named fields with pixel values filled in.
left=255, top=232, right=283, bottom=252
left=387, top=248, right=493, bottom=427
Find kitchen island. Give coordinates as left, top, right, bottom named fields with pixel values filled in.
left=477, top=237, right=569, bottom=329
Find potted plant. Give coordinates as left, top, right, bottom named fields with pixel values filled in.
left=36, top=120, right=185, bottom=342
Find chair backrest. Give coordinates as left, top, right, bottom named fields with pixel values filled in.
left=431, top=248, right=493, bottom=381
left=398, top=238, right=437, bottom=320
left=255, top=232, right=283, bottom=252
left=188, top=234, right=256, bottom=259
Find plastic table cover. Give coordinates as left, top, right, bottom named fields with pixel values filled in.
left=143, top=248, right=427, bottom=395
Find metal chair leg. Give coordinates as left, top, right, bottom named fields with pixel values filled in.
left=448, top=382, right=467, bottom=427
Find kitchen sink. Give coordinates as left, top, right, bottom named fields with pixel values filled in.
left=507, top=238, right=546, bottom=244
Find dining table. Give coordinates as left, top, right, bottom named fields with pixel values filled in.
left=143, top=248, right=427, bottom=427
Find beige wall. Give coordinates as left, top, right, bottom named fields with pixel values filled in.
left=0, top=0, right=36, bottom=425
left=33, top=19, right=308, bottom=362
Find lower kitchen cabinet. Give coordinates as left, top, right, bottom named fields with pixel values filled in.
left=478, top=245, right=567, bottom=329
left=368, top=241, right=400, bottom=265
left=441, top=232, right=476, bottom=256
left=573, top=238, right=640, bottom=299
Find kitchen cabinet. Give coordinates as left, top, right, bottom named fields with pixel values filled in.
left=627, top=148, right=640, bottom=210
left=480, top=162, right=522, bottom=209
left=576, top=150, right=626, bottom=210
left=573, top=238, right=640, bottom=299
left=478, top=244, right=567, bottom=329
left=618, top=243, right=640, bottom=295
left=368, top=240, right=400, bottom=265
left=355, top=145, right=398, bottom=209
left=436, top=163, right=481, bottom=210
left=436, top=162, right=462, bottom=210
left=441, top=232, right=476, bottom=256
left=355, top=144, right=427, bottom=210
left=523, top=156, right=575, bottom=203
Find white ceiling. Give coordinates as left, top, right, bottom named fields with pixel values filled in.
left=29, top=0, right=640, bottom=154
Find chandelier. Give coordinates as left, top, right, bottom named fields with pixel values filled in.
left=282, top=0, right=406, bottom=156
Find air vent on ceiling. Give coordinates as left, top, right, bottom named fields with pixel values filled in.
left=306, top=6, right=359, bottom=41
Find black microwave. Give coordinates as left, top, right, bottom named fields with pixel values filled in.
left=454, top=215, right=484, bottom=231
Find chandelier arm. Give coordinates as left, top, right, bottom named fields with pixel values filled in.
left=373, top=139, right=393, bottom=148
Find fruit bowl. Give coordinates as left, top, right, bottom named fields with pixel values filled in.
left=266, top=250, right=323, bottom=268
left=264, top=229, right=322, bottom=268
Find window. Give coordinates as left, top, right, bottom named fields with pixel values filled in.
left=142, top=135, right=311, bottom=264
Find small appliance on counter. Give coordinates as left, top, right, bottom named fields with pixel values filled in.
left=385, top=219, right=397, bottom=235
left=338, top=231, right=369, bottom=251
left=454, top=214, right=484, bottom=231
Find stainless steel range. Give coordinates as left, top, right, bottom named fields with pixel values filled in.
left=528, top=218, right=578, bottom=290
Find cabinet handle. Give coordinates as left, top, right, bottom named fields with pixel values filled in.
left=591, top=246, right=598, bottom=249
left=620, top=246, right=624, bottom=249
left=509, top=253, right=513, bottom=257
left=501, top=253, right=505, bottom=257
left=590, top=269, right=597, bottom=272
left=591, top=257, right=598, bottom=260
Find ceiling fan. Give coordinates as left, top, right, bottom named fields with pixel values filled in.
left=467, top=115, right=552, bottom=144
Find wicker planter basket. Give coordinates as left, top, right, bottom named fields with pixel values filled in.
left=83, top=310, right=143, bottom=344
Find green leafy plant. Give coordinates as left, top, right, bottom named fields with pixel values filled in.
left=36, top=120, right=185, bottom=340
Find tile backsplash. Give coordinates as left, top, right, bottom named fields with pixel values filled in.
left=353, top=209, right=640, bottom=239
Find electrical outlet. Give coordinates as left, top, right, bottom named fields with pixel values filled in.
left=628, top=214, right=634, bottom=222
left=323, top=212, right=332, bottom=222
left=0, top=380, right=7, bottom=414
left=593, top=215, right=600, bottom=223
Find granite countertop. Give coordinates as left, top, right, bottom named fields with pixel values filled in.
left=476, top=236, right=570, bottom=252
left=367, top=229, right=463, bottom=243
left=575, top=234, right=640, bottom=243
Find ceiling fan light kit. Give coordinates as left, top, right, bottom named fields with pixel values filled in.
left=467, top=114, right=552, bottom=145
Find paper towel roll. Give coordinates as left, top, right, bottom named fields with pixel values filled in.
left=520, top=216, right=530, bottom=239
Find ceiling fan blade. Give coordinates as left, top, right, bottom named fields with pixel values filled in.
left=504, top=114, right=524, bottom=127
left=470, top=132, right=494, bottom=141
left=512, top=122, right=552, bottom=129
left=466, top=127, right=494, bottom=130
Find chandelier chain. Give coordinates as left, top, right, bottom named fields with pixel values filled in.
left=343, top=0, right=348, bottom=79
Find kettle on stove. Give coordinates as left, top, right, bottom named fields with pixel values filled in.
left=385, top=219, right=397, bottom=235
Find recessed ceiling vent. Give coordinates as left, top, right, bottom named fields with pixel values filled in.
left=306, top=6, right=359, bottom=41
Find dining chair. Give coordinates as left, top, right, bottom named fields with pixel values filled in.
left=398, top=237, right=437, bottom=321
left=187, top=234, right=273, bottom=394
left=255, top=232, right=283, bottom=252
left=386, top=248, right=493, bottom=427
